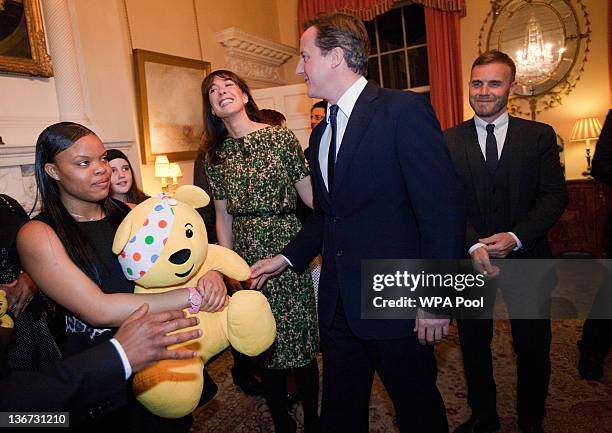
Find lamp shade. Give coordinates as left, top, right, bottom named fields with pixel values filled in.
left=154, top=155, right=170, bottom=178
left=570, top=117, right=603, bottom=141
left=169, top=163, right=182, bottom=179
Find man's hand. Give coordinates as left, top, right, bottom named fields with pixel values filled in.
left=470, top=246, right=500, bottom=278
left=479, top=232, right=516, bottom=258
left=196, top=270, right=229, bottom=312
left=414, top=309, right=450, bottom=345
left=249, top=255, right=289, bottom=290
left=116, top=303, right=201, bottom=373
left=1, top=272, right=37, bottom=318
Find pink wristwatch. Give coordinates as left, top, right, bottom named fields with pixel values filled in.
left=187, top=287, right=202, bottom=314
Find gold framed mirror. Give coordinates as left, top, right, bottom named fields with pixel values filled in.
left=478, top=0, right=590, bottom=119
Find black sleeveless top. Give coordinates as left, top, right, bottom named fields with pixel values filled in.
left=0, top=194, right=28, bottom=284
left=34, top=202, right=133, bottom=356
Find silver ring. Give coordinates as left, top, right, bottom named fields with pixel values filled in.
left=482, top=270, right=488, bottom=276
left=9, top=303, right=17, bottom=311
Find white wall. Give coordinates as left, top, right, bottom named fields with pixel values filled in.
left=252, top=83, right=316, bottom=150
left=1, top=0, right=609, bottom=207
left=0, top=0, right=300, bottom=203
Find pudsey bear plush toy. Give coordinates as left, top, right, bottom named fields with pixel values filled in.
left=0, top=289, right=15, bottom=329
left=112, top=185, right=276, bottom=418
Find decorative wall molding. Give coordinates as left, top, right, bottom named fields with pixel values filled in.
left=0, top=138, right=134, bottom=167
left=215, top=27, right=296, bottom=88
left=0, top=116, right=59, bottom=165
left=41, top=0, right=91, bottom=124
left=0, top=138, right=134, bottom=213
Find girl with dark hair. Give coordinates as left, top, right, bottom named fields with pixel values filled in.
left=202, top=70, right=319, bottom=433
left=16, top=121, right=226, bottom=432
left=106, top=148, right=148, bottom=207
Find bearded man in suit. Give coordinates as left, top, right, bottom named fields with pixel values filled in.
left=444, top=51, right=568, bottom=433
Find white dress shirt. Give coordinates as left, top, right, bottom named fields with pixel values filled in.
left=110, top=338, right=132, bottom=379
left=468, top=111, right=522, bottom=254
left=474, top=111, right=509, bottom=160
left=319, top=76, right=368, bottom=191
left=281, top=76, right=368, bottom=267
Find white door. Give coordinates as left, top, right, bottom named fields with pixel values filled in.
left=252, top=83, right=321, bottom=150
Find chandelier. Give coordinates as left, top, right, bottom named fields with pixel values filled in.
left=514, top=16, right=566, bottom=86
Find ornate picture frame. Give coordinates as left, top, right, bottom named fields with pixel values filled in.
left=478, top=0, right=590, bottom=120
left=0, top=0, right=53, bottom=77
left=133, top=49, right=210, bottom=164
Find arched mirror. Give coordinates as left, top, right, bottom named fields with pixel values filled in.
left=479, top=0, right=591, bottom=119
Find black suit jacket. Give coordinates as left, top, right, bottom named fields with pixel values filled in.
left=0, top=340, right=126, bottom=419
left=283, top=81, right=466, bottom=339
left=444, top=115, right=568, bottom=259
left=591, top=110, right=612, bottom=253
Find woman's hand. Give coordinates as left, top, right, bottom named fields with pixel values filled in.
left=249, top=255, right=289, bottom=290
left=1, top=272, right=37, bottom=318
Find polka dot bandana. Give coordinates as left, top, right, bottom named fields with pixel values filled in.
left=118, top=194, right=177, bottom=281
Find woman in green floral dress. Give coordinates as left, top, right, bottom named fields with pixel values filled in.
left=201, top=70, right=319, bottom=433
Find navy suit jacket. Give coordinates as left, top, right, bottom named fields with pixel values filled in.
left=444, top=116, right=568, bottom=259
left=0, top=340, right=127, bottom=419
left=283, top=81, right=466, bottom=339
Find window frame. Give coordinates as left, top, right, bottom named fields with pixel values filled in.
left=366, top=3, right=430, bottom=95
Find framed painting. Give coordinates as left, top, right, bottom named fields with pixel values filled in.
left=0, top=0, right=53, bottom=77
left=133, top=49, right=211, bottom=164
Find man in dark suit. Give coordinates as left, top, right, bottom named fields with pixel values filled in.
left=1, top=303, right=200, bottom=419
left=444, top=51, right=568, bottom=433
left=578, top=109, right=612, bottom=380
left=251, top=12, right=465, bottom=433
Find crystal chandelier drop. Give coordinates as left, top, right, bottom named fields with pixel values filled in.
left=514, top=16, right=566, bottom=85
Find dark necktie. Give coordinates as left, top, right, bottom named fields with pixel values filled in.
left=327, top=104, right=339, bottom=193
left=485, top=123, right=498, bottom=173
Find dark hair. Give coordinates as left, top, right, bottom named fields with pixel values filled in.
left=259, top=109, right=286, bottom=127
left=304, top=13, right=370, bottom=76
left=311, top=100, right=327, bottom=112
left=472, top=50, right=516, bottom=82
left=200, top=70, right=261, bottom=165
left=35, top=122, right=124, bottom=284
left=106, top=149, right=148, bottom=204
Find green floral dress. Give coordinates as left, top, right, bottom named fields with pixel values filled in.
left=206, top=125, right=318, bottom=369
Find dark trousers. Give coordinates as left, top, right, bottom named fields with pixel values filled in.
left=230, top=347, right=258, bottom=379
left=457, top=318, right=551, bottom=426
left=580, top=319, right=612, bottom=361
left=261, top=360, right=320, bottom=433
left=319, top=301, right=448, bottom=433
left=580, top=265, right=612, bottom=361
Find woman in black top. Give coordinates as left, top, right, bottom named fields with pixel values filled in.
left=17, top=122, right=227, bottom=431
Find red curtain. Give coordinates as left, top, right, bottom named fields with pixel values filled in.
left=425, top=7, right=463, bottom=130
left=299, top=0, right=397, bottom=33
left=298, top=0, right=465, bottom=34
